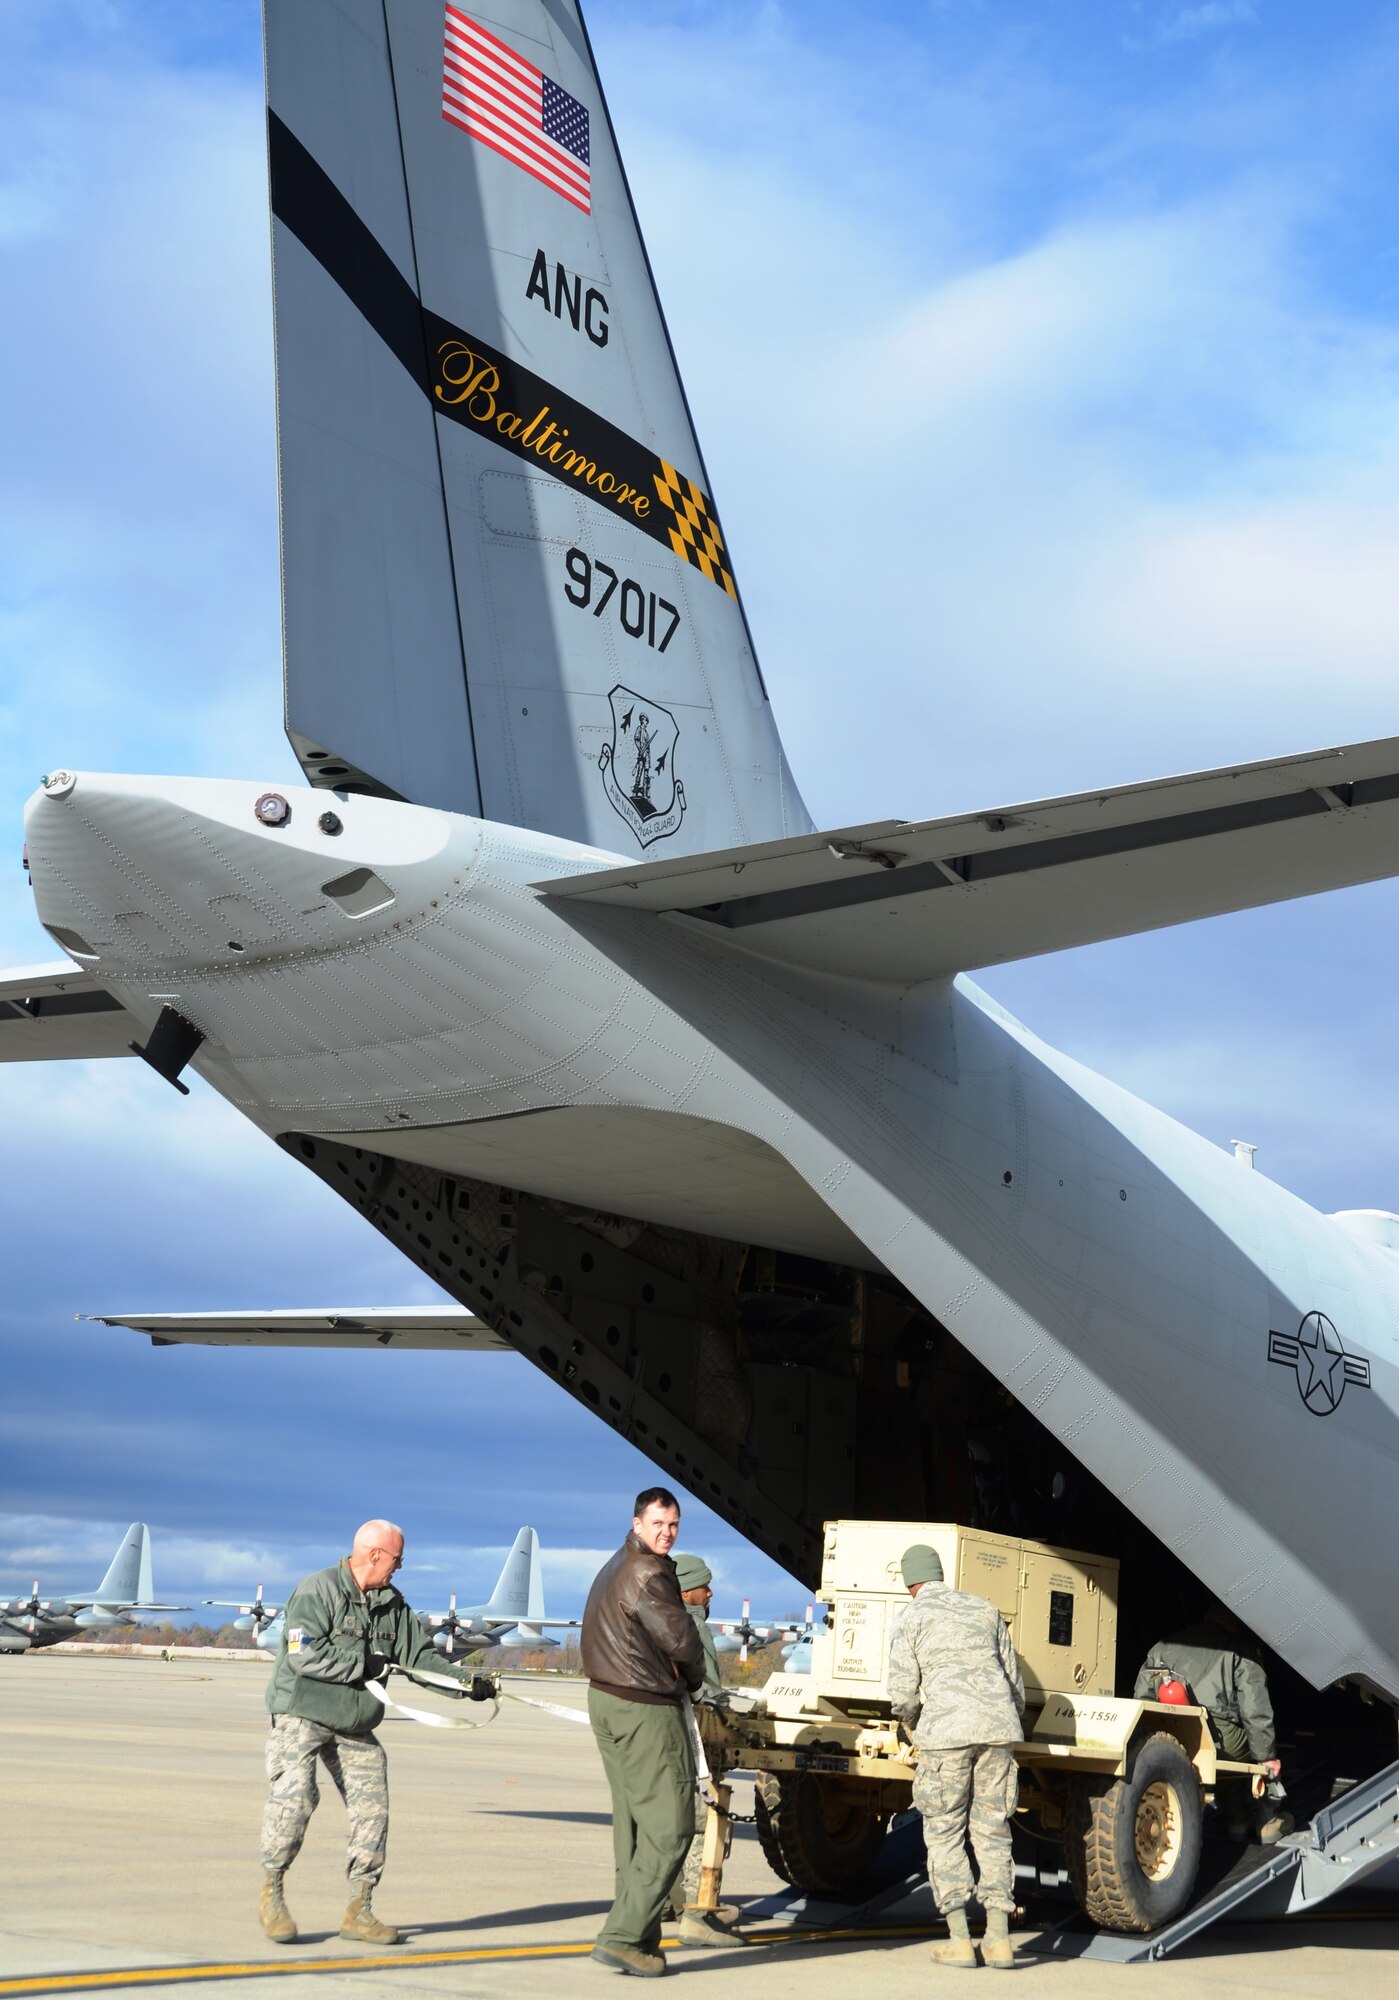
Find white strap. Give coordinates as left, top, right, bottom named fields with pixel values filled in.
left=501, top=1688, right=592, bottom=1725
left=683, top=1692, right=714, bottom=1791
left=364, top=1663, right=499, bottom=1729
left=365, top=1666, right=594, bottom=1731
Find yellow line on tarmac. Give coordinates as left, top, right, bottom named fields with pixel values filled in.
left=0, top=1943, right=591, bottom=1996
left=9, top=1907, right=1395, bottom=1996
left=0, top=1926, right=941, bottom=1997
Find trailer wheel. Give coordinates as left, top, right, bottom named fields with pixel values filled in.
left=754, top=1771, right=887, bottom=1894
left=1063, top=1732, right=1203, bottom=1933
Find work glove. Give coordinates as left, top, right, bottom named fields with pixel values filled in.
left=468, top=1673, right=496, bottom=1701
left=364, top=1651, right=392, bottom=1683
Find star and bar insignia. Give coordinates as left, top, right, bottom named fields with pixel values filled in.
left=653, top=460, right=737, bottom=600
left=1268, top=1310, right=1371, bottom=1417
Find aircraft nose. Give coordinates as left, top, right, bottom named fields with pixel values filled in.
left=23, top=769, right=467, bottom=977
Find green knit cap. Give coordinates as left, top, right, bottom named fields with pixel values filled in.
left=673, top=1553, right=712, bottom=1591
left=901, top=1544, right=944, bottom=1588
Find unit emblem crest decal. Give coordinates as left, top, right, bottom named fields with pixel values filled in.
left=599, top=685, right=686, bottom=847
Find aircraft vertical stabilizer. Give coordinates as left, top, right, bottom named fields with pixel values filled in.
left=484, top=1525, right=538, bottom=1619
left=264, top=0, right=809, bottom=852
left=526, top=1534, right=546, bottom=1624
left=91, top=1523, right=148, bottom=1604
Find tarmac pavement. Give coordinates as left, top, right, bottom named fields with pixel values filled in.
left=2, top=1653, right=1394, bottom=1998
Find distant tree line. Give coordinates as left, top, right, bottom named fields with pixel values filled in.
left=65, top=1629, right=792, bottom=1681
left=67, top=1621, right=257, bottom=1648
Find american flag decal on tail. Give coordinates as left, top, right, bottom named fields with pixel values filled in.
left=442, top=4, right=591, bottom=214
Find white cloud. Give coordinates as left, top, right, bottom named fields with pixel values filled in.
left=713, top=191, right=1399, bottom=818
left=4, top=5, right=1399, bottom=1609
left=0, top=43, right=284, bottom=869
left=0, top=1512, right=274, bottom=1593
left=584, top=18, right=1399, bottom=827
left=0, top=1516, right=809, bottom=1619
left=1160, top=3, right=1258, bottom=46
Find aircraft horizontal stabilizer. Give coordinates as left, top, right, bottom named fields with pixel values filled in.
left=67, top=1599, right=188, bottom=1613
left=502, top=1619, right=581, bottom=1630
left=535, top=735, right=1399, bottom=982
left=0, top=962, right=136, bottom=1062
left=87, top=1307, right=509, bottom=1351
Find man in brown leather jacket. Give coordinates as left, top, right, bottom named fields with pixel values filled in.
left=582, top=1486, right=705, bottom=1977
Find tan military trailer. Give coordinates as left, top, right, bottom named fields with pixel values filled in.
left=693, top=1520, right=1269, bottom=1935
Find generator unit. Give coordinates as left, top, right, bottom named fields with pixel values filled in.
left=696, top=1520, right=1267, bottom=1940
left=809, top=1518, right=1119, bottom=1707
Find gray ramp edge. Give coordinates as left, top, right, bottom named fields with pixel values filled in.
left=1028, top=1755, right=1399, bottom=1964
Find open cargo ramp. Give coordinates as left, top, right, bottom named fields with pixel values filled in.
left=1029, top=1754, right=1399, bottom=1962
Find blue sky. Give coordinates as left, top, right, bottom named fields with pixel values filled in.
left=4, top=0, right=1399, bottom=1618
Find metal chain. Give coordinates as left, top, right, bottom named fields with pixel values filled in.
left=700, top=1787, right=759, bottom=1824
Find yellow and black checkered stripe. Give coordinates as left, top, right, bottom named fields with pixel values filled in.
left=653, top=460, right=737, bottom=599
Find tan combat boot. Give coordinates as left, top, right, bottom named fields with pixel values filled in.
left=258, top=1870, right=296, bottom=1944
left=931, top=1910, right=978, bottom=1968
left=931, top=1939, right=979, bottom=1968
left=981, top=1909, right=1015, bottom=1970
left=339, top=1885, right=400, bottom=1945
left=589, top=1943, right=666, bottom=1976
left=676, top=1908, right=751, bottom=1948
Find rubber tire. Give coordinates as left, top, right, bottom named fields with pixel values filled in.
left=754, top=1771, right=887, bottom=1895
left=1063, top=1732, right=1204, bottom=1934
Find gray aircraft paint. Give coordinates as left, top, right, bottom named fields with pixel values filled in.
left=212, top=1523, right=571, bottom=1652
left=91, top=1520, right=153, bottom=1606
left=5, top=0, right=1399, bottom=1718
left=418, top=1525, right=579, bottom=1647
left=267, top=0, right=808, bottom=850
left=482, top=1525, right=546, bottom=1622
left=0, top=1522, right=179, bottom=1650
left=16, top=776, right=1399, bottom=1695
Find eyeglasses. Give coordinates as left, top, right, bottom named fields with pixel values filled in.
left=374, top=1550, right=403, bottom=1570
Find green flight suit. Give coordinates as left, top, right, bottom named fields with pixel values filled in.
left=1132, top=1620, right=1276, bottom=1762
left=266, top=1557, right=464, bottom=1733
left=1133, top=1618, right=1277, bottom=1833
left=589, top=1687, right=696, bottom=1950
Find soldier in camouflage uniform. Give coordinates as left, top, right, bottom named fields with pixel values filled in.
left=1133, top=1606, right=1291, bottom=1842
left=666, top=1553, right=750, bottom=1950
left=258, top=1519, right=490, bottom=1946
left=887, top=1545, right=1025, bottom=1971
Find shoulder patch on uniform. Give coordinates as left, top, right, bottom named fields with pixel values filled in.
left=287, top=1627, right=303, bottom=1654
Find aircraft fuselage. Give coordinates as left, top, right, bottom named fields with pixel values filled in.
left=22, top=773, right=1399, bottom=1698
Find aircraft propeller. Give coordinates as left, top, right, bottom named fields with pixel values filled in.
left=5, top=1581, right=53, bottom=1619
left=205, top=1584, right=280, bottom=1636
left=713, top=1598, right=782, bottom=1665
left=428, top=1593, right=487, bottom=1656
left=779, top=1604, right=821, bottom=1658
left=437, top=1592, right=461, bottom=1656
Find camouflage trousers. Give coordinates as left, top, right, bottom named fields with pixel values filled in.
left=667, top=1785, right=708, bottom=1917
left=259, top=1714, right=389, bottom=1887
left=913, top=1743, right=1018, bottom=1916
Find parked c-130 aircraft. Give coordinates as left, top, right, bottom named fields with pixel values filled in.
left=3, top=1, right=1397, bottom=1737
left=0, top=1525, right=184, bottom=1652
left=206, top=1525, right=578, bottom=1654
